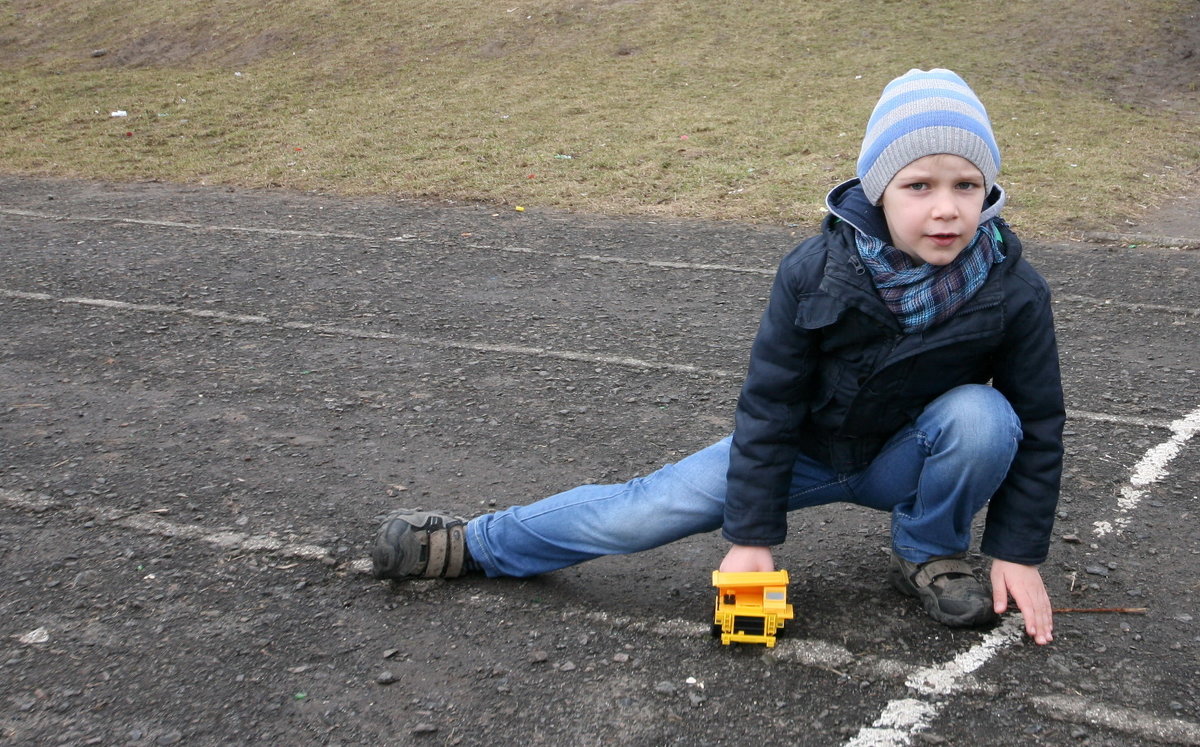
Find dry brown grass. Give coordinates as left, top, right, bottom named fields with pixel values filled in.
left=1, top=0, right=1197, bottom=236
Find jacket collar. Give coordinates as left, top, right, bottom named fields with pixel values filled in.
left=816, top=178, right=1015, bottom=333
left=817, top=210, right=899, bottom=330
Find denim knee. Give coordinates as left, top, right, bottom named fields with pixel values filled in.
left=919, top=384, right=1022, bottom=459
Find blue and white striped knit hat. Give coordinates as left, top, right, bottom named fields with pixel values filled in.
left=857, top=68, right=1000, bottom=204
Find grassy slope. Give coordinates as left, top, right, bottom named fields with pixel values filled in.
left=1, top=0, right=1197, bottom=235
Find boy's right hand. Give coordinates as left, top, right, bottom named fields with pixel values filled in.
left=719, top=544, right=775, bottom=572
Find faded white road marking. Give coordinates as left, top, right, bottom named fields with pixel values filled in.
left=1067, top=409, right=1186, bottom=430
left=480, top=245, right=772, bottom=275
left=7, top=491, right=1199, bottom=746
left=118, top=513, right=331, bottom=561
left=843, top=618, right=1023, bottom=747
left=1093, top=405, right=1200, bottom=537
left=0, top=288, right=1182, bottom=429
left=1055, top=294, right=1200, bottom=318
left=1, top=288, right=726, bottom=377
left=0, top=486, right=916, bottom=686
left=902, top=618, right=1025, bottom=697
left=1032, top=695, right=1200, bottom=746
left=846, top=401, right=1199, bottom=746
left=0, top=207, right=383, bottom=242
left=3, top=206, right=1199, bottom=318
left=0, top=488, right=331, bottom=561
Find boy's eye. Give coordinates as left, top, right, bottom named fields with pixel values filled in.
left=956, top=181, right=981, bottom=190
left=906, top=182, right=929, bottom=191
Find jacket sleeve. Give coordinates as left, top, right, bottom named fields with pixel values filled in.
left=723, top=247, right=821, bottom=546
left=981, top=266, right=1065, bottom=565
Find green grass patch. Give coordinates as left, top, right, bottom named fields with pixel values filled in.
left=2, top=0, right=1197, bottom=236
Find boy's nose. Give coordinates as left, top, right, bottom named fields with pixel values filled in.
left=931, top=190, right=959, bottom=219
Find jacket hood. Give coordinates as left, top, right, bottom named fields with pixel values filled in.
left=824, top=177, right=1007, bottom=243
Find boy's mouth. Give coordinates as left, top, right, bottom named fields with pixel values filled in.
left=927, top=232, right=960, bottom=247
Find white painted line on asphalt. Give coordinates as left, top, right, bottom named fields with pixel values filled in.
left=302, top=560, right=909, bottom=675
left=8, top=487, right=1198, bottom=744
left=1077, top=231, right=1200, bottom=249
left=1055, top=294, right=1200, bottom=318
left=0, top=288, right=1181, bottom=430
left=1066, top=410, right=1182, bottom=430
left=1093, top=404, right=1200, bottom=537
left=847, top=402, right=1200, bottom=746
left=0, top=207, right=379, bottom=242
left=0, top=288, right=725, bottom=377
left=903, top=618, right=1024, bottom=697
left=485, top=245, right=772, bottom=275
left=385, top=580, right=922, bottom=683
left=769, top=636, right=915, bottom=682
left=0, top=490, right=927, bottom=687
left=1, top=289, right=54, bottom=301
left=842, top=617, right=1023, bottom=747
left=3, top=206, right=1198, bottom=319
left=848, top=699, right=938, bottom=747
left=1032, top=695, right=1200, bottom=746
left=0, top=488, right=333, bottom=561
left=0, top=483, right=1011, bottom=700
left=117, top=513, right=332, bottom=561
left=0, top=488, right=58, bottom=512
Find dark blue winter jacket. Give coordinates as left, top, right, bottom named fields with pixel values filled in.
left=722, top=179, right=1065, bottom=566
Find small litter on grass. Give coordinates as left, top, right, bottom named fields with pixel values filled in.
left=554, top=154, right=573, bottom=159
left=111, top=110, right=128, bottom=117
left=515, top=206, right=525, bottom=212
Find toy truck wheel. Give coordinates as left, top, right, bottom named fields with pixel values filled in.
left=711, top=623, right=723, bottom=638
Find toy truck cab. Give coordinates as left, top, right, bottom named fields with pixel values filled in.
left=711, top=570, right=794, bottom=647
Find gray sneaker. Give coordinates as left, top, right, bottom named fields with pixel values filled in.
left=372, top=509, right=471, bottom=580
left=888, top=553, right=997, bottom=627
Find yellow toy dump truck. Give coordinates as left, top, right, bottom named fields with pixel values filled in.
left=712, top=570, right=795, bottom=647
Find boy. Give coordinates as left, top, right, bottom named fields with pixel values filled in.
left=372, top=69, right=1064, bottom=646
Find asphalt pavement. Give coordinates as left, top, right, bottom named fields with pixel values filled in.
left=1, top=175, right=1198, bottom=746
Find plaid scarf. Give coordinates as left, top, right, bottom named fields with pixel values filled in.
left=855, top=220, right=1006, bottom=333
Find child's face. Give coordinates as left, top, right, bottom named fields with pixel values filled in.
left=879, top=154, right=987, bottom=266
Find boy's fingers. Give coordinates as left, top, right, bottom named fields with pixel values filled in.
left=1016, top=589, right=1053, bottom=645
left=1037, top=599, right=1055, bottom=643
left=991, top=580, right=1008, bottom=614
left=1011, top=590, right=1035, bottom=634
left=991, top=561, right=1055, bottom=644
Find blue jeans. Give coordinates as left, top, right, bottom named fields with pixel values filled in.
left=466, top=385, right=1022, bottom=577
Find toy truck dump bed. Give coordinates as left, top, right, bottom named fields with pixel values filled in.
left=711, top=570, right=794, bottom=647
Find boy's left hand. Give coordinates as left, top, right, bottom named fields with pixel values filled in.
left=990, top=559, right=1053, bottom=645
